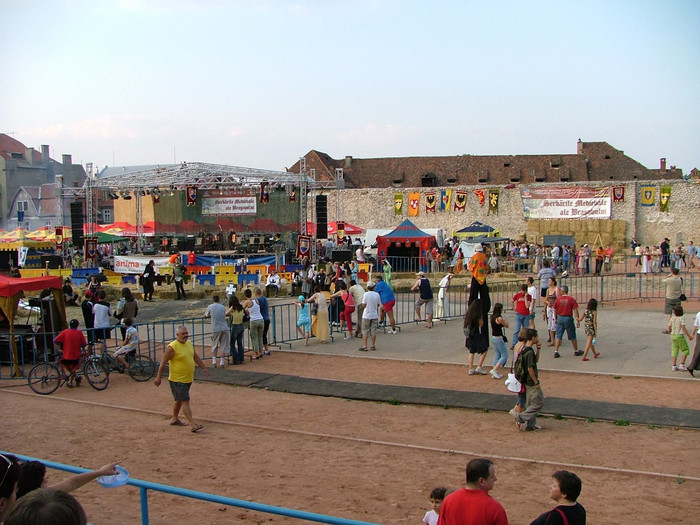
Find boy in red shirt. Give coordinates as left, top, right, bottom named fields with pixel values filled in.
left=53, top=319, right=88, bottom=387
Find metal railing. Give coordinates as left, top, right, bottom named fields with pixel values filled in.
left=1, top=452, right=378, bottom=525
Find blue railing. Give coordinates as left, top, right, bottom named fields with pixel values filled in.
left=1, top=452, right=379, bottom=525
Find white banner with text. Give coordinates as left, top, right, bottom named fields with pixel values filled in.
left=520, top=186, right=611, bottom=219
left=202, top=196, right=257, bottom=216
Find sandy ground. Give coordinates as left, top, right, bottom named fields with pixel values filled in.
left=2, top=351, right=699, bottom=525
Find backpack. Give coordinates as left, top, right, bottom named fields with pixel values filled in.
left=514, top=346, right=534, bottom=384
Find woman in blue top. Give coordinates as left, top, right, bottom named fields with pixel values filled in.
left=296, top=295, right=311, bottom=346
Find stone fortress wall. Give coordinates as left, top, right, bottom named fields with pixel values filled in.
left=326, top=179, right=700, bottom=249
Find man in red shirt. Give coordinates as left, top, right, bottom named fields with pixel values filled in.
left=53, top=319, right=87, bottom=387
left=438, top=458, right=508, bottom=525
left=552, top=285, right=582, bottom=358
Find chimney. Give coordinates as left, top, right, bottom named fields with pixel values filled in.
left=62, top=154, right=72, bottom=166
left=660, top=158, right=666, bottom=171
left=576, top=139, right=583, bottom=155
left=25, top=147, right=35, bottom=164
left=41, top=145, right=50, bottom=161
left=344, top=156, right=353, bottom=168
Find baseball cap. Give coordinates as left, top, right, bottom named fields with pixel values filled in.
left=367, top=281, right=376, bottom=289
left=85, top=290, right=93, bottom=298
left=416, top=271, right=425, bottom=276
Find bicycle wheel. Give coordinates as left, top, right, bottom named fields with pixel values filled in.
left=27, top=363, right=61, bottom=395
left=128, top=355, right=156, bottom=381
left=83, top=359, right=110, bottom=391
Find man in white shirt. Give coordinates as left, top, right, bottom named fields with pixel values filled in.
left=526, top=276, right=538, bottom=328
left=204, top=295, right=229, bottom=368
left=348, top=279, right=366, bottom=338
left=265, top=270, right=281, bottom=297
left=359, top=282, right=381, bottom=352
left=356, top=245, right=366, bottom=263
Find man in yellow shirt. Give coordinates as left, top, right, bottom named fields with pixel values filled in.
left=154, top=326, right=209, bottom=432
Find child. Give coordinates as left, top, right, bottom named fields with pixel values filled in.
left=511, top=329, right=529, bottom=413
left=114, top=318, right=139, bottom=371
left=422, top=487, right=446, bottom=525
left=578, top=298, right=599, bottom=361
left=296, top=295, right=311, bottom=346
left=668, top=305, right=692, bottom=371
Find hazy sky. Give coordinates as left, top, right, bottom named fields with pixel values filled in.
left=2, top=0, right=698, bottom=173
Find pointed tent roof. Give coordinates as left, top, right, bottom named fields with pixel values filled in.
left=457, top=221, right=496, bottom=233
left=380, top=219, right=434, bottom=239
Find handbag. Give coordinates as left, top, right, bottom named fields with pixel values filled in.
left=502, top=334, right=508, bottom=344
left=680, top=293, right=687, bottom=301
left=505, top=373, right=522, bottom=393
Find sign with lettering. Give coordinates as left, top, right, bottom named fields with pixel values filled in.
left=519, top=186, right=611, bottom=220
left=202, top=196, right=257, bottom=216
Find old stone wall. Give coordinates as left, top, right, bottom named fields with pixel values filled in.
left=325, top=180, right=700, bottom=248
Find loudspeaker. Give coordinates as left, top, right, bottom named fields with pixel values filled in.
left=316, top=195, right=328, bottom=239
left=70, top=201, right=84, bottom=247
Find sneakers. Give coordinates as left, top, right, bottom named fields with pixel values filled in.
left=508, top=408, right=522, bottom=430
left=474, top=366, right=488, bottom=375
left=553, top=352, right=561, bottom=358
left=468, top=368, right=476, bottom=375
left=672, top=365, right=678, bottom=371
left=344, top=334, right=351, bottom=340
left=574, top=350, right=584, bottom=356
left=490, top=369, right=503, bottom=379
left=678, top=363, right=688, bottom=371
left=389, top=329, right=398, bottom=334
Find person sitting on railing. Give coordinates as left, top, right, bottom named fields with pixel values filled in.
left=114, top=318, right=139, bottom=372
left=53, top=319, right=88, bottom=388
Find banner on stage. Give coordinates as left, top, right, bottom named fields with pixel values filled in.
left=202, top=196, right=257, bottom=216
left=520, top=186, right=611, bottom=219
left=114, top=256, right=173, bottom=274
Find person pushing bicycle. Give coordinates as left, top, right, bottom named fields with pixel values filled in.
left=53, top=319, right=88, bottom=388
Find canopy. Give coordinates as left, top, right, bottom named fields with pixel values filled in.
left=93, top=232, right=127, bottom=243
left=0, top=240, right=55, bottom=251
left=0, top=275, right=66, bottom=377
left=375, top=220, right=437, bottom=268
left=453, top=221, right=501, bottom=239
left=305, top=221, right=364, bottom=236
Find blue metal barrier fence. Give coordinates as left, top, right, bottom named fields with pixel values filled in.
left=2, top=452, right=379, bottom=525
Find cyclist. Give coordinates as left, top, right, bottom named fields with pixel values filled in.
left=53, top=319, right=88, bottom=387
left=114, top=318, right=139, bottom=372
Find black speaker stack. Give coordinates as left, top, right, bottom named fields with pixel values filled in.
left=70, top=201, right=84, bottom=247
left=316, top=195, right=328, bottom=239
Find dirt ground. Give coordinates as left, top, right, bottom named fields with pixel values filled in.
left=2, top=350, right=698, bottom=525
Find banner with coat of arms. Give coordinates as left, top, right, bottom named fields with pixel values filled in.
left=394, top=193, right=403, bottom=215
left=640, top=185, right=656, bottom=206
left=488, top=188, right=500, bottom=215
left=474, top=189, right=486, bottom=206
left=454, top=190, right=467, bottom=212
left=186, top=185, right=197, bottom=206
left=441, top=189, right=452, bottom=211
left=425, top=192, right=437, bottom=213
left=296, top=234, right=312, bottom=259
left=55, top=227, right=64, bottom=249
left=408, top=192, right=420, bottom=216
left=660, top=186, right=671, bottom=212
left=260, top=182, right=270, bottom=204
left=613, top=186, right=625, bottom=203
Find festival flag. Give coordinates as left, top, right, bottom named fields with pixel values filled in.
left=55, top=227, right=64, bottom=249
left=260, top=182, right=269, bottom=203
left=85, top=238, right=98, bottom=261
left=488, top=188, right=500, bottom=215
left=613, top=186, right=625, bottom=203
left=441, top=189, right=452, bottom=211
left=474, top=189, right=486, bottom=207
left=425, top=192, right=437, bottom=213
left=409, top=192, right=420, bottom=216
left=186, top=185, right=197, bottom=206
left=660, top=186, right=671, bottom=212
left=288, top=186, right=296, bottom=203
left=296, top=234, right=311, bottom=259
left=640, top=185, right=655, bottom=206
left=454, top=190, right=467, bottom=212
left=153, top=194, right=160, bottom=204
left=394, top=193, right=403, bottom=215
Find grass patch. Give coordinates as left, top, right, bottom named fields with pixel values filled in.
left=586, top=417, right=595, bottom=423
left=614, top=419, right=630, bottom=426
left=388, top=398, right=401, bottom=405
left=554, top=414, right=566, bottom=420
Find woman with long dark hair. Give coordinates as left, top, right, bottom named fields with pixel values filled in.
left=490, top=303, right=509, bottom=379
left=464, top=299, right=488, bottom=375
left=226, top=295, right=246, bottom=364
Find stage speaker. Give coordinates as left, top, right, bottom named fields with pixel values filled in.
left=316, top=195, right=328, bottom=239
left=70, top=201, right=84, bottom=247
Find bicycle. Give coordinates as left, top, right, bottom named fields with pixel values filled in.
left=91, top=345, right=156, bottom=382
left=27, top=350, right=110, bottom=395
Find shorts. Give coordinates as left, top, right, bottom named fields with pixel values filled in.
left=415, top=297, right=434, bottom=316
left=59, top=358, right=80, bottom=371
left=664, top=298, right=682, bottom=315
left=540, top=288, right=548, bottom=298
left=362, top=318, right=378, bottom=336
left=382, top=299, right=396, bottom=313
left=670, top=334, right=690, bottom=357
left=93, top=327, right=112, bottom=341
left=211, top=330, right=229, bottom=352
left=555, top=316, right=577, bottom=341
left=169, top=380, right=191, bottom=402
left=297, top=318, right=311, bottom=333
left=114, top=346, right=137, bottom=358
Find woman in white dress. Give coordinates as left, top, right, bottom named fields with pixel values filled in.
left=642, top=246, right=652, bottom=274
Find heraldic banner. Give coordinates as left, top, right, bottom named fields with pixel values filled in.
left=296, top=234, right=312, bottom=259
left=613, top=186, right=625, bottom=203
left=520, top=186, right=611, bottom=219
left=660, top=186, right=671, bottom=212
left=454, top=190, right=467, bottom=212
left=408, top=192, right=420, bottom=216
left=441, top=189, right=452, bottom=211
left=425, top=192, right=437, bottom=213
left=394, top=193, right=403, bottom=215
left=640, top=185, right=656, bottom=206
left=488, top=188, right=500, bottom=215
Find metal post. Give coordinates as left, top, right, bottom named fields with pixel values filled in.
left=139, top=486, right=150, bottom=525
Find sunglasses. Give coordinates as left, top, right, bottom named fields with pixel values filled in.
left=0, top=453, right=13, bottom=489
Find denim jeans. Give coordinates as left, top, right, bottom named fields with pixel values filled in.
left=513, top=312, right=529, bottom=345
left=491, top=336, right=509, bottom=367
left=230, top=324, right=245, bottom=364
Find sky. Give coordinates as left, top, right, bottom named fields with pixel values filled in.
left=2, top=0, right=699, bottom=174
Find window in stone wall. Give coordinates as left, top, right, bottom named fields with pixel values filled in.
left=421, top=173, right=438, bottom=187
